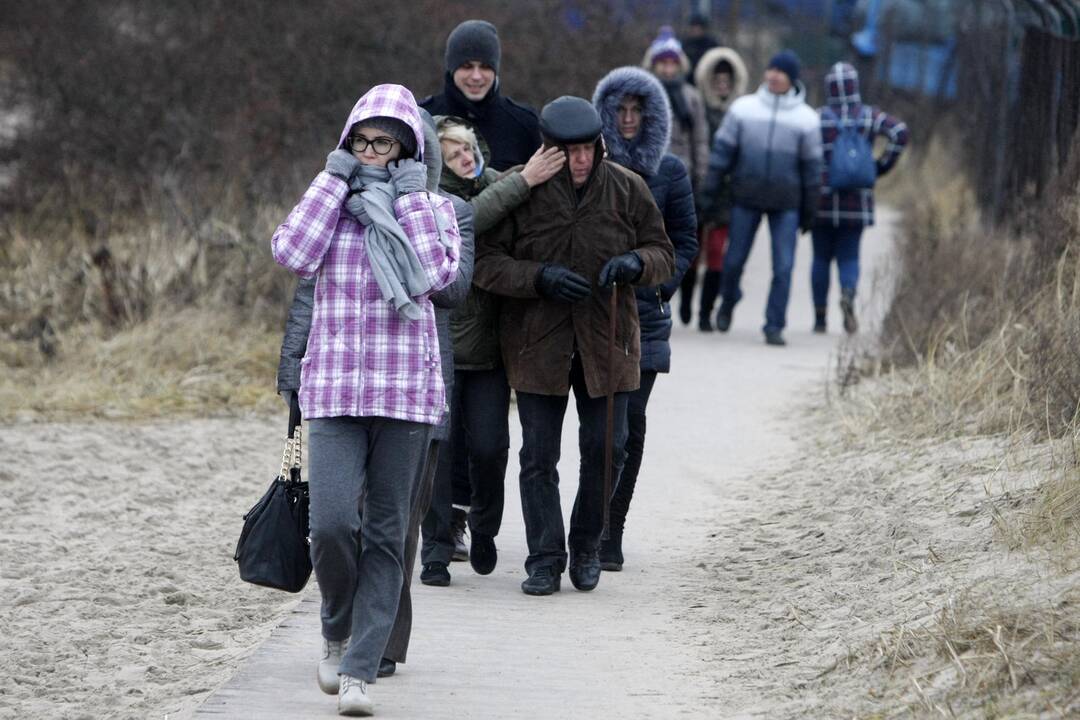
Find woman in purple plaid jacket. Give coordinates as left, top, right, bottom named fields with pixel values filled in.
left=813, top=62, right=909, bottom=335
left=271, top=83, right=461, bottom=717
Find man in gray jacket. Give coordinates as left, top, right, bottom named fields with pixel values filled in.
left=276, top=111, right=475, bottom=676
left=702, top=50, right=822, bottom=346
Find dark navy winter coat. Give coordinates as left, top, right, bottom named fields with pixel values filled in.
left=593, top=67, right=698, bottom=373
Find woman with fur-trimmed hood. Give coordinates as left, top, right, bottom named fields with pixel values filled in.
left=592, top=66, right=698, bottom=572
left=684, top=46, right=749, bottom=331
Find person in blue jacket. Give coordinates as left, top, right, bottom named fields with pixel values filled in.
left=592, top=67, right=698, bottom=570
left=702, top=50, right=822, bottom=346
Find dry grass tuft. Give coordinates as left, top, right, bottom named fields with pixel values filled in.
left=0, top=308, right=283, bottom=420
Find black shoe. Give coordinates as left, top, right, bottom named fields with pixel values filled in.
left=678, top=301, right=692, bottom=325
left=377, top=658, right=396, bottom=678
left=813, top=307, right=827, bottom=334
left=568, top=552, right=602, bottom=591
left=521, top=566, right=561, bottom=596
left=764, top=330, right=786, bottom=346
left=469, top=532, right=497, bottom=575
left=715, top=306, right=733, bottom=333
left=598, top=533, right=623, bottom=572
left=450, top=508, right=468, bottom=561
left=698, top=314, right=714, bottom=333
left=840, top=289, right=858, bottom=334
left=420, top=562, right=450, bottom=587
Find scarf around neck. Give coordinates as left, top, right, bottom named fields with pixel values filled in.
left=344, top=165, right=430, bottom=321
left=662, top=79, right=693, bottom=131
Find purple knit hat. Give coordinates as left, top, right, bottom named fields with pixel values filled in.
left=647, top=26, right=683, bottom=66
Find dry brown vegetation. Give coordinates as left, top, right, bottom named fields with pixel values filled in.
left=817, top=121, right=1080, bottom=715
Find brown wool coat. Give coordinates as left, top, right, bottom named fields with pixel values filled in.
left=473, top=147, right=675, bottom=398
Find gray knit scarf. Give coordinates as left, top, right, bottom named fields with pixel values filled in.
left=345, top=165, right=430, bottom=321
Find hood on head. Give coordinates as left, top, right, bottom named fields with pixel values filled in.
left=694, top=47, right=749, bottom=110
left=417, top=108, right=441, bottom=192
left=592, top=66, right=671, bottom=176
left=336, top=84, right=425, bottom=161
left=825, top=62, right=861, bottom=108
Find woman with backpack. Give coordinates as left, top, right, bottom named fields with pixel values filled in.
left=813, top=62, right=909, bottom=334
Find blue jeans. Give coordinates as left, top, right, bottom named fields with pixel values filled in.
left=811, top=225, right=864, bottom=307
left=720, top=205, right=800, bottom=333
left=515, top=355, right=629, bottom=574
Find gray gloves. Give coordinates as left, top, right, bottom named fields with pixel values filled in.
left=280, top=390, right=296, bottom=409
left=388, top=158, right=428, bottom=195
left=325, top=149, right=360, bottom=182
left=536, top=265, right=591, bottom=302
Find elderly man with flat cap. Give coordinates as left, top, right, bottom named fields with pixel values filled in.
left=473, top=96, right=675, bottom=596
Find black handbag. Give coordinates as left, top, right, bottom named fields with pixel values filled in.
left=234, top=397, right=312, bottom=592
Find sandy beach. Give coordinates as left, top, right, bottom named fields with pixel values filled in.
left=0, top=416, right=301, bottom=720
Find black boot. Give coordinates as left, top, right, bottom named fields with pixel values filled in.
left=521, top=565, right=561, bottom=596
left=598, top=531, right=623, bottom=572
left=450, top=507, right=468, bottom=561
left=813, top=306, right=827, bottom=334
left=698, top=270, right=722, bottom=332
left=840, top=288, right=858, bottom=334
left=568, top=551, right=602, bottom=591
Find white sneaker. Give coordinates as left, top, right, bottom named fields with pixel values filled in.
left=317, top=637, right=348, bottom=694
left=338, top=674, right=374, bottom=716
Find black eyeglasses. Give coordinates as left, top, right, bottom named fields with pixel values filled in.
left=348, top=135, right=398, bottom=155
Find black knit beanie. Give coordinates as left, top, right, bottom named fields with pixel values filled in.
left=445, top=20, right=500, bottom=74
left=352, top=116, right=417, bottom=159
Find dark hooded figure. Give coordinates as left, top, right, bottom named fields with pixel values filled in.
left=420, top=19, right=541, bottom=172
left=473, top=96, right=675, bottom=597
left=812, top=62, right=909, bottom=335
left=591, top=67, right=697, bottom=571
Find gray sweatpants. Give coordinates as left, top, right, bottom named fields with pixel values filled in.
left=308, top=416, right=431, bottom=682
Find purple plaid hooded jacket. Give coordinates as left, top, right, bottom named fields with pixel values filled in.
left=271, top=84, right=461, bottom=423
left=816, top=62, right=909, bottom=227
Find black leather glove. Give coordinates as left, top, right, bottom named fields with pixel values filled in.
left=535, top=265, right=591, bottom=302
left=598, top=252, right=643, bottom=288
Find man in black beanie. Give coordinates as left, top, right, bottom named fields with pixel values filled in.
left=473, top=96, right=675, bottom=597
left=421, top=19, right=541, bottom=172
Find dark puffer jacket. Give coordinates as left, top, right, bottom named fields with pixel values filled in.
left=421, top=75, right=541, bottom=172
left=593, top=67, right=698, bottom=373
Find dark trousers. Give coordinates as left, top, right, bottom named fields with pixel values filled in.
left=384, top=439, right=439, bottom=663
left=452, top=367, right=511, bottom=537
left=811, top=224, right=864, bottom=307
left=515, top=355, right=629, bottom=574
left=419, top=440, right=455, bottom=566
left=608, top=370, right=658, bottom=536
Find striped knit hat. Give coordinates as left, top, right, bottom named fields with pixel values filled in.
left=646, top=26, right=683, bottom=66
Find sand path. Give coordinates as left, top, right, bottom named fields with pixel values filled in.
left=193, top=211, right=896, bottom=719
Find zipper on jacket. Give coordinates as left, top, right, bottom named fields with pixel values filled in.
left=764, top=93, right=779, bottom=183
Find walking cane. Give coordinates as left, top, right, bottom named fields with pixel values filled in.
left=602, top=282, right=618, bottom=541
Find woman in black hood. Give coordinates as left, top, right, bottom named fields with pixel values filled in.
left=592, top=67, right=698, bottom=571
